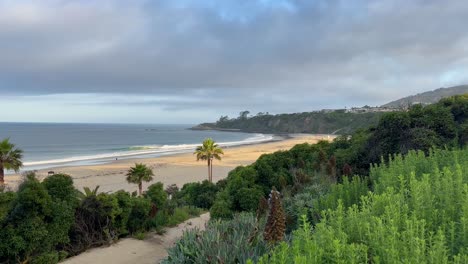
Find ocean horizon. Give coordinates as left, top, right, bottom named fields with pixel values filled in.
left=0, top=122, right=274, bottom=172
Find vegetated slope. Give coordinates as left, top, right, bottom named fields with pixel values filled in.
left=383, top=85, right=468, bottom=107
left=164, top=95, right=467, bottom=263
left=193, top=111, right=383, bottom=134
left=256, top=149, right=468, bottom=263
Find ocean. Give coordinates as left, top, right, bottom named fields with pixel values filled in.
left=0, top=122, right=274, bottom=172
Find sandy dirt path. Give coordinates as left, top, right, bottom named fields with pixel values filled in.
left=62, top=213, right=210, bottom=264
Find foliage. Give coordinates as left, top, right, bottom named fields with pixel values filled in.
left=175, top=180, right=218, bottom=209
left=0, top=173, right=74, bottom=263
left=237, top=187, right=264, bottom=212
left=0, top=190, right=16, bottom=221
left=194, top=138, right=224, bottom=182
left=42, top=173, right=79, bottom=207
left=163, top=213, right=269, bottom=264
left=151, top=206, right=202, bottom=229
left=79, top=185, right=100, bottom=198
left=210, top=190, right=234, bottom=220
left=66, top=192, right=120, bottom=255
left=254, top=149, right=468, bottom=263
left=0, top=138, right=23, bottom=184
left=145, top=182, right=167, bottom=208
left=127, top=197, right=152, bottom=233
left=0, top=173, right=203, bottom=262
left=113, top=190, right=133, bottom=237
left=126, top=163, right=154, bottom=195
left=196, top=111, right=383, bottom=134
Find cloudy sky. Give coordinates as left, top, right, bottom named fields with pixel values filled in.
left=1, top=0, right=467, bottom=123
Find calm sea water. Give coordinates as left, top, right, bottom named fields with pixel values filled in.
left=0, top=122, right=273, bottom=172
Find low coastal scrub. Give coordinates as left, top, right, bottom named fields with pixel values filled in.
left=0, top=173, right=201, bottom=263
left=164, top=95, right=468, bottom=263
left=163, top=213, right=270, bottom=264
left=254, top=149, right=468, bottom=263
left=208, top=95, right=468, bottom=220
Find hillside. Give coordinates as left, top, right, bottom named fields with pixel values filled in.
left=166, top=95, right=468, bottom=263
left=383, top=85, right=468, bottom=107
left=192, top=111, right=383, bottom=134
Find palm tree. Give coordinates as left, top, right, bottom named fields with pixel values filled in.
left=126, top=163, right=154, bottom=195
left=194, top=138, right=224, bottom=182
left=0, top=138, right=23, bottom=185
left=78, top=186, right=100, bottom=200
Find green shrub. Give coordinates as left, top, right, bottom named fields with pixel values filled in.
left=166, top=207, right=190, bottom=227
left=145, top=182, right=167, bottom=208
left=255, top=149, right=468, bottom=263
left=0, top=174, right=74, bottom=263
left=210, top=191, right=234, bottom=219
left=164, top=213, right=269, bottom=264
left=113, top=190, right=133, bottom=237
left=134, top=232, right=146, bottom=240
left=0, top=190, right=16, bottom=221
left=66, top=193, right=120, bottom=255
left=237, top=187, right=264, bottom=212
left=175, top=180, right=218, bottom=209
left=127, top=197, right=152, bottom=233
left=31, top=252, right=59, bottom=264
left=42, top=173, right=79, bottom=207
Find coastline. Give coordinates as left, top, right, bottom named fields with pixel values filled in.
left=5, top=134, right=335, bottom=193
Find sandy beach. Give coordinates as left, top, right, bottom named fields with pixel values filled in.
left=5, top=134, right=334, bottom=193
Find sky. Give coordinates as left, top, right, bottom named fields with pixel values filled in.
left=1, top=0, right=468, bottom=124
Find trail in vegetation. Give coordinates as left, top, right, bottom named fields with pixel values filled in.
left=62, top=213, right=210, bottom=264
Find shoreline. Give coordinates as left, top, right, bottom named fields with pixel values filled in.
left=18, top=133, right=280, bottom=172
left=5, top=134, right=336, bottom=193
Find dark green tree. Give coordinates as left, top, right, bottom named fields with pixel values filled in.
left=145, top=182, right=167, bottom=208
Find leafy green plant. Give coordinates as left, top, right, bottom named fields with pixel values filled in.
left=126, top=163, right=154, bottom=196
left=254, top=149, right=468, bottom=263
left=164, top=213, right=269, bottom=264
left=0, top=173, right=74, bottom=263
left=145, top=182, right=167, bottom=208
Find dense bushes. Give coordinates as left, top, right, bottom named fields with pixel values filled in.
left=254, top=149, right=468, bottom=263
left=145, top=182, right=167, bottom=208
left=0, top=190, right=16, bottom=221
left=173, top=180, right=219, bottom=209
left=164, top=213, right=269, bottom=264
left=0, top=174, right=74, bottom=262
left=164, top=96, right=468, bottom=263
left=0, top=174, right=202, bottom=263
left=209, top=95, right=468, bottom=220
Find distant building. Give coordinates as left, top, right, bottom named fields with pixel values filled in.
left=345, top=106, right=401, bottom=113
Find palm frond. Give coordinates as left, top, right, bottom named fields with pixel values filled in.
left=0, top=138, right=23, bottom=172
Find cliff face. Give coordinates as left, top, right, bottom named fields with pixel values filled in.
left=383, top=85, right=468, bottom=107
left=192, top=111, right=384, bottom=134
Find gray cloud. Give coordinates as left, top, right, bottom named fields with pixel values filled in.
left=1, top=0, right=468, bottom=114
